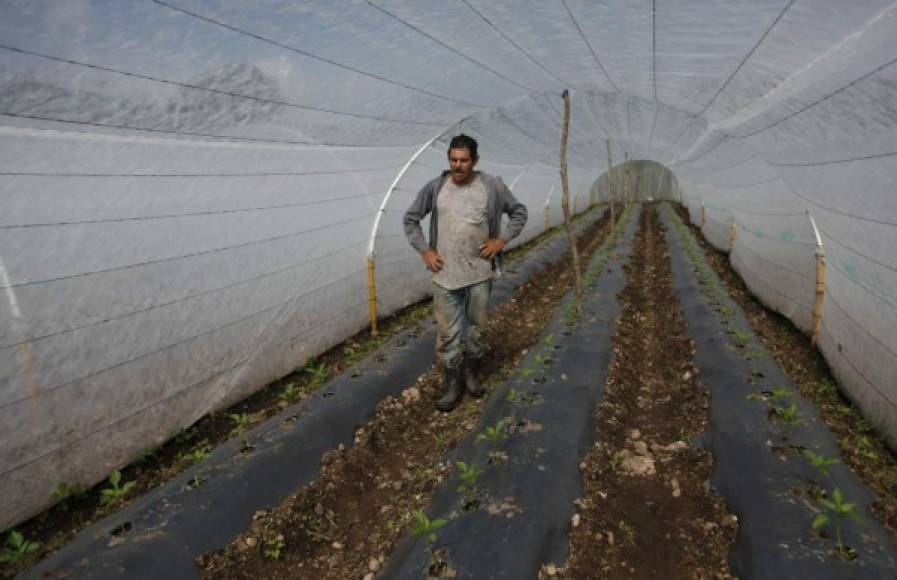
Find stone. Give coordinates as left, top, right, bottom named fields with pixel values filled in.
left=245, top=537, right=258, bottom=548
left=722, top=514, right=738, bottom=529
left=629, top=429, right=641, bottom=439
left=632, top=441, right=649, bottom=456
left=671, top=478, right=681, bottom=498
left=368, top=558, right=382, bottom=572
left=544, top=563, right=557, bottom=576
left=621, top=453, right=656, bottom=476
left=571, top=513, right=581, bottom=528
left=401, top=387, right=421, bottom=403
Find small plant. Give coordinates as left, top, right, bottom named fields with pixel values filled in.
left=618, top=519, right=636, bottom=546
left=279, top=382, right=302, bottom=403
left=99, top=470, right=136, bottom=506
left=178, top=442, right=211, bottom=465
left=263, top=535, right=285, bottom=560
left=608, top=451, right=623, bottom=474
left=507, top=388, right=522, bottom=403
left=433, top=432, right=449, bottom=450
left=771, top=403, right=805, bottom=426
left=475, top=418, right=509, bottom=445
left=228, top=412, right=253, bottom=432
left=517, top=367, right=535, bottom=379
left=855, top=435, right=879, bottom=461
left=303, top=359, right=329, bottom=388
left=174, top=427, right=198, bottom=444
left=455, top=461, right=483, bottom=501
left=0, top=530, right=40, bottom=564
left=812, top=487, right=862, bottom=559
left=543, top=333, right=556, bottom=347
left=730, top=329, right=751, bottom=348
left=804, top=450, right=839, bottom=478
left=410, top=510, right=447, bottom=571
left=52, top=482, right=87, bottom=505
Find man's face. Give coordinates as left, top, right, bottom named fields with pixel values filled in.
left=448, top=147, right=477, bottom=185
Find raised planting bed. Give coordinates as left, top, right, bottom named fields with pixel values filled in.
left=660, top=203, right=897, bottom=577
left=561, top=203, right=735, bottom=578
left=22, top=207, right=610, bottom=580
left=379, top=206, right=638, bottom=579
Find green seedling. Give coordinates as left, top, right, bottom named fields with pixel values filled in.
left=475, top=419, right=509, bottom=445
left=771, top=403, right=805, bottom=426
left=433, top=432, right=449, bottom=450
left=517, top=367, right=535, bottom=379
left=174, top=427, right=198, bottom=444
left=804, top=450, right=839, bottom=478
left=455, top=461, right=483, bottom=500
left=99, top=470, right=136, bottom=506
left=507, top=388, right=522, bottom=403
left=410, top=510, right=447, bottom=570
left=52, top=482, right=87, bottom=505
left=855, top=435, right=878, bottom=461
left=303, top=359, right=329, bottom=387
left=618, top=519, right=636, bottom=546
left=608, top=451, right=623, bottom=474
left=280, top=382, right=302, bottom=403
left=263, top=535, right=285, bottom=560
left=543, top=333, right=556, bottom=347
left=228, top=412, right=253, bottom=432
left=812, top=487, right=862, bottom=559
left=178, top=442, right=211, bottom=465
left=730, top=329, right=751, bottom=348
left=0, top=530, right=40, bottom=564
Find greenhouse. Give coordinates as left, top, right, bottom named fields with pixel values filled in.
left=1, top=1, right=896, bottom=578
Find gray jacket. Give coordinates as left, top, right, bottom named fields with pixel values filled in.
left=403, top=171, right=528, bottom=255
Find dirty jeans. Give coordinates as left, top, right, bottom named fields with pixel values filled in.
left=432, top=279, right=491, bottom=371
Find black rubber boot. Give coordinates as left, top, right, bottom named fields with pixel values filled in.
left=464, top=358, right=485, bottom=398
left=435, top=367, right=464, bottom=412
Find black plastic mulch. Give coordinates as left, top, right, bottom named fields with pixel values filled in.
left=659, top=204, right=897, bottom=578
left=381, top=207, right=640, bottom=580
left=23, top=208, right=607, bottom=580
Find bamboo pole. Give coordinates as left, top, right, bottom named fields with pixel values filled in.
left=560, top=90, right=583, bottom=299
left=623, top=151, right=630, bottom=210
left=808, top=211, right=826, bottom=346
left=606, top=140, right=615, bottom=232
left=367, top=258, right=378, bottom=336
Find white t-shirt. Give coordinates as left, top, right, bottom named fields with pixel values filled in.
left=433, top=176, right=493, bottom=290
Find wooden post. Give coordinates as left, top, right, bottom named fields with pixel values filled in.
left=624, top=151, right=630, bottom=210
left=366, top=258, right=378, bottom=336
left=606, top=140, right=615, bottom=233
left=808, top=211, right=826, bottom=346
left=560, top=90, right=583, bottom=299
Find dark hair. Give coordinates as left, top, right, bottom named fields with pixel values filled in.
left=448, top=134, right=478, bottom=159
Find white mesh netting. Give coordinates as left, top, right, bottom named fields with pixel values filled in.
left=1, top=0, right=895, bottom=529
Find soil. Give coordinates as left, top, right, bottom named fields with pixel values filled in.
left=197, top=210, right=616, bottom=579
left=673, top=204, right=897, bottom=549
left=559, top=204, right=734, bottom=579
left=0, top=209, right=592, bottom=580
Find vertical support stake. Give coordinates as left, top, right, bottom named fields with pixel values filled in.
left=367, top=258, right=379, bottom=336
left=606, top=140, right=615, bottom=233
left=808, top=211, right=825, bottom=346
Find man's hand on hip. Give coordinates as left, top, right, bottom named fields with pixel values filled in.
left=478, top=238, right=506, bottom=259
left=421, top=248, right=444, bottom=272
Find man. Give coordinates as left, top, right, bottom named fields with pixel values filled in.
left=404, top=134, right=528, bottom=411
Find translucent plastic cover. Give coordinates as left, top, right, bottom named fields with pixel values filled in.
left=1, top=0, right=895, bottom=529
